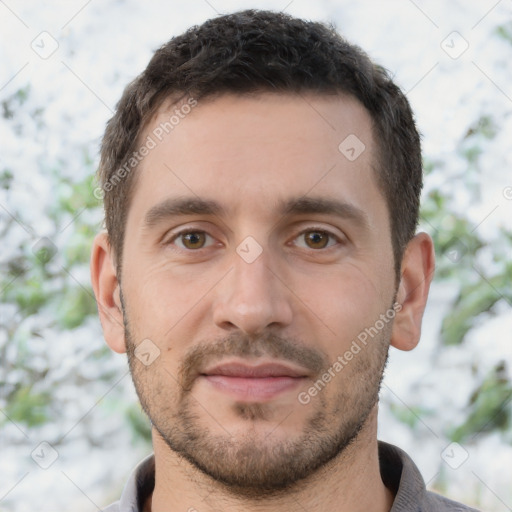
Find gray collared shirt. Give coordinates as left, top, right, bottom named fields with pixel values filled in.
left=102, top=441, right=481, bottom=511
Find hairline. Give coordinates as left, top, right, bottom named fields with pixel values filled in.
left=109, top=89, right=402, bottom=283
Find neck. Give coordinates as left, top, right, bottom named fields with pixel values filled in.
left=148, top=407, right=393, bottom=512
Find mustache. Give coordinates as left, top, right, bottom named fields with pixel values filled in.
left=178, top=332, right=328, bottom=392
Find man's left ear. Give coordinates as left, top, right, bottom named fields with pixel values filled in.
left=391, top=232, right=435, bottom=351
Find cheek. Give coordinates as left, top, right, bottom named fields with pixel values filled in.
left=122, top=259, right=219, bottom=342
left=289, top=261, right=392, bottom=350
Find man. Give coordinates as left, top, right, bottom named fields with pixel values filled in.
left=90, top=9, right=478, bottom=512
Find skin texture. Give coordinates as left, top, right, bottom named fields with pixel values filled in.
left=91, top=93, right=435, bottom=512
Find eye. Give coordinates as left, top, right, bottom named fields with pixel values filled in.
left=172, top=231, right=214, bottom=250
left=294, top=229, right=339, bottom=250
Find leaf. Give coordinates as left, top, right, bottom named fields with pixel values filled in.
left=13, top=276, right=48, bottom=315
left=450, top=363, right=512, bottom=442
left=441, top=272, right=512, bottom=345
left=57, top=285, right=97, bottom=329
left=496, top=23, right=512, bottom=45
left=126, top=404, right=152, bottom=442
left=389, top=403, right=431, bottom=429
left=3, top=386, right=52, bottom=427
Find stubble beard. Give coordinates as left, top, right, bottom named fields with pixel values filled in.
left=124, top=310, right=391, bottom=496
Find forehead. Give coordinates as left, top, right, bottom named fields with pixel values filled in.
left=129, top=92, right=386, bottom=229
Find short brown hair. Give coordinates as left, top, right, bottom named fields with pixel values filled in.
left=98, top=9, right=422, bottom=279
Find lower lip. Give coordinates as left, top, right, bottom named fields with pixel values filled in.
left=201, top=375, right=305, bottom=401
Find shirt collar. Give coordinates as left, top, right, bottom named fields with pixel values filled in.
left=117, top=441, right=427, bottom=511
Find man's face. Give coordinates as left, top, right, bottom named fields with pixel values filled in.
left=120, top=93, right=397, bottom=492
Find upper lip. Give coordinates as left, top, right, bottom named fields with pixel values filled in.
left=200, top=360, right=309, bottom=378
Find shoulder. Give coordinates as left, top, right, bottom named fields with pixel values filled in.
left=101, top=454, right=155, bottom=512
left=424, top=490, right=481, bottom=511
left=378, top=441, right=481, bottom=512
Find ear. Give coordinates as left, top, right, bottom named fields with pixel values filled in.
left=90, top=231, right=126, bottom=353
left=390, top=232, right=435, bottom=351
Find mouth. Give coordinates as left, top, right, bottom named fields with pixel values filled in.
left=198, top=360, right=309, bottom=401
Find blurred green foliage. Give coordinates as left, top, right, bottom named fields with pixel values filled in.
left=421, top=111, right=511, bottom=348
left=1, top=26, right=511, bottom=453
left=126, top=403, right=152, bottom=443
left=450, top=362, right=512, bottom=442
left=3, top=385, right=52, bottom=427
left=495, top=21, right=512, bottom=45
left=441, top=268, right=512, bottom=347
left=389, top=402, right=434, bottom=429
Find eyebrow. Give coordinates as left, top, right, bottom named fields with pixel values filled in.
left=143, top=197, right=225, bottom=228
left=279, top=196, right=370, bottom=229
left=142, top=195, right=369, bottom=230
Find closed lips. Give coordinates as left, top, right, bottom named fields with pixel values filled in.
left=201, top=362, right=309, bottom=378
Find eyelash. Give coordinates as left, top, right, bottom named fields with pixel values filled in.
left=165, top=227, right=344, bottom=251
left=166, top=229, right=216, bottom=250
left=293, top=227, right=342, bottom=249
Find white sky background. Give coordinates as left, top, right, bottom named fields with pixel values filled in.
left=1, top=1, right=511, bottom=511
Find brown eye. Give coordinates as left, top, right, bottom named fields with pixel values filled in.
left=304, top=231, right=328, bottom=249
left=302, top=230, right=331, bottom=249
left=178, top=231, right=208, bottom=249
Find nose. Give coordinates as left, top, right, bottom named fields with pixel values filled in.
left=212, top=247, right=293, bottom=336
